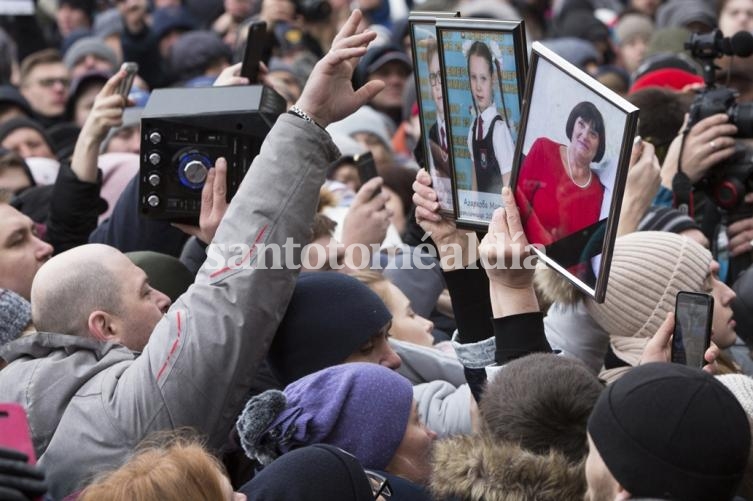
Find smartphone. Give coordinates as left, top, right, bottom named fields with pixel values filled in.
left=241, top=21, right=267, bottom=84
left=354, top=152, right=381, bottom=197
left=671, top=291, right=714, bottom=368
left=0, top=403, right=37, bottom=465
left=117, top=62, right=138, bottom=100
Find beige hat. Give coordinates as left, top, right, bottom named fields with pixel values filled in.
left=587, top=231, right=711, bottom=373
left=717, top=374, right=753, bottom=418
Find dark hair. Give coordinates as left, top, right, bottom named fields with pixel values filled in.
left=479, top=353, right=603, bottom=463
left=565, top=101, right=606, bottom=162
left=466, top=41, right=494, bottom=113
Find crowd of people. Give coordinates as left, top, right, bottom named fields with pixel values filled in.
left=1, top=0, right=753, bottom=499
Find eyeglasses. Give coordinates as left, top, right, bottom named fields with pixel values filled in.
left=365, top=471, right=392, bottom=500
left=428, top=71, right=441, bottom=87
left=36, top=77, right=70, bottom=88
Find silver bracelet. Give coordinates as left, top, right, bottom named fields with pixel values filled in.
left=288, top=105, right=324, bottom=130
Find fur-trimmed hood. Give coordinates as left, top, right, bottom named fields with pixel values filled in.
left=534, top=266, right=584, bottom=307
left=430, top=434, right=586, bottom=501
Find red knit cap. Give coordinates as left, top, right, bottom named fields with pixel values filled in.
left=629, top=68, right=703, bottom=94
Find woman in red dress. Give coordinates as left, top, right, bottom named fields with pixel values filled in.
left=515, top=101, right=606, bottom=247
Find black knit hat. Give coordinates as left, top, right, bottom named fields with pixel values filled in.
left=0, top=117, right=55, bottom=153
left=587, top=363, right=751, bottom=501
left=268, top=272, right=392, bottom=385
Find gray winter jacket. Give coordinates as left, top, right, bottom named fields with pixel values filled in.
left=0, top=115, right=339, bottom=499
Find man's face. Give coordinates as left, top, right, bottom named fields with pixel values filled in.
left=428, top=52, right=443, bottom=121
left=584, top=434, right=620, bottom=501
left=73, top=83, right=104, bottom=128
left=56, top=5, right=90, bottom=38
left=105, top=125, right=141, bottom=154
left=0, top=205, right=54, bottom=300
left=21, top=63, right=70, bottom=118
left=344, top=325, right=402, bottom=370
left=708, top=260, right=738, bottom=349
left=105, top=254, right=171, bottom=352
left=1, top=128, right=55, bottom=160
left=71, top=54, right=117, bottom=79
left=224, top=0, right=253, bottom=21
left=368, top=61, right=410, bottom=114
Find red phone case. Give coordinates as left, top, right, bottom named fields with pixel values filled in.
left=0, top=403, right=37, bottom=465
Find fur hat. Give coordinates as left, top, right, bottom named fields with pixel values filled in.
left=584, top=232, right=710, bottom=372
left=588, top=363, right=750, bottom=501
left=430, top=435, right=586, bottom=501
left=236, top=363, right=413, bottom=470
left=480, top=353, right=603, bottom=463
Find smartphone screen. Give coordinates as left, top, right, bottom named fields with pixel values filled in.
left=0, top=403, right=37, bottom=465
left=241, top=21, right=267, bottom=84
left=117, top=62, right=138, bottom=100
left=671, top=291, right=714, bottom=368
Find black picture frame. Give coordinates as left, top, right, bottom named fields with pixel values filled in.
left=509, top=41, right=639, bottom=302
left=409, top=11, right=460, bottom=215
left=436, top=17, right=528, bottom=230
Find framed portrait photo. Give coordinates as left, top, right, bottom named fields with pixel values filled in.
left=436, top=18, right=527, bottom=229
left=509, top=41, right=639, bottom=303
left=409, top=11, right=460, bottom=215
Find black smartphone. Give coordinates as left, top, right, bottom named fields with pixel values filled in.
left=671, top=291, right=714, bottom=368
left=241, top=21, right=267, bottom=84
left=117, top=62, right=138, bottom=100
left=354, top=152, right=380, bottom=197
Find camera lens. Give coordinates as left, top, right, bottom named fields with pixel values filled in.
left=732, top=103, right=753, bottom=138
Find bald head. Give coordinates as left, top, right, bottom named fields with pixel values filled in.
left=32, top=244, right=123, bottom=337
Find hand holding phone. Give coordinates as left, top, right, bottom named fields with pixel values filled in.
left=116, top=62, right=138, bottom=100
left=671, top=291, right=714, bottom=368
left=0, top=403, right=47, bottom=499
left=241, top=21, right=267, bottom=84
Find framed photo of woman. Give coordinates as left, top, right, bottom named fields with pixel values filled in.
left=436, top=18, right=528, bottom=229
left=409, top=11, right=460, bottom=215
left=510, top=41, right=639, bottom=303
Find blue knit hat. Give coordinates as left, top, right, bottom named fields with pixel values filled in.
left=237, top=363, right=413, bottom=471
left=0, top=289, right=31, bottom=346
left=268, top=272, right=392, bottom=385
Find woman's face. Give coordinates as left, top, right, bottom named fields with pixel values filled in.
left=383, top=282, right=435, bottom=347
left=570, top=116, right=600, bottom=164
left=707, top=260, right=738, bottom=349
left=469, top=54, right=493, bottom=111
left=718, top=0, right=753, bottom=36
left=386, top=401, right=437, bottom=485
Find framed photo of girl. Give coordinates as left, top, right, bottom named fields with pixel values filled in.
left=436, top=18, right=527, bottom=229
left=409, top=11, right=461, bottom=215
left=509, top=41, right=639, bottom=303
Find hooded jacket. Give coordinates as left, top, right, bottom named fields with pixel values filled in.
left=0, top=114, right=339, bottom=498
left=430, top=435, right=586, bottom=501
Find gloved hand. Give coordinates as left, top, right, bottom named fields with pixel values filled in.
left=0, top=447, right=47, bottom=501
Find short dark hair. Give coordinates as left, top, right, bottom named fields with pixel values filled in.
left=480, top=353, right=603, bottom=463
left=565, top=101, right=606, bottom=163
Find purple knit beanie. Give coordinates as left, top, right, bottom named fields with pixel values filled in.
left=237, top=363, right=413, bottom=470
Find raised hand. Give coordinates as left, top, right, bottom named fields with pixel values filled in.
left=173, top=158, right=229, bottom=244
left=294, top=10, right=385, bottom=128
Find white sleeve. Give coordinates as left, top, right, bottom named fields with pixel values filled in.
left=493, top=119, right=515, bottom=175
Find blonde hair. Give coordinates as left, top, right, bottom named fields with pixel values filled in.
left=350, top=270, right=392, bottom=306
left=79, top=435, right=228, bottom=501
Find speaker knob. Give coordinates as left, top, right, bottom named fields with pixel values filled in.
left=183, top=160, right=208, bottom=185
left=148, top=173, right=161, bottom=187
left=149, top=131, right=162, bottom=144
left=147, top=194, right=160, bottom=207
left=148, top=152, right=161, bottom=165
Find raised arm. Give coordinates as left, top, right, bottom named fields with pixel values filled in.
left=115, top=10, right=385, bottom=447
